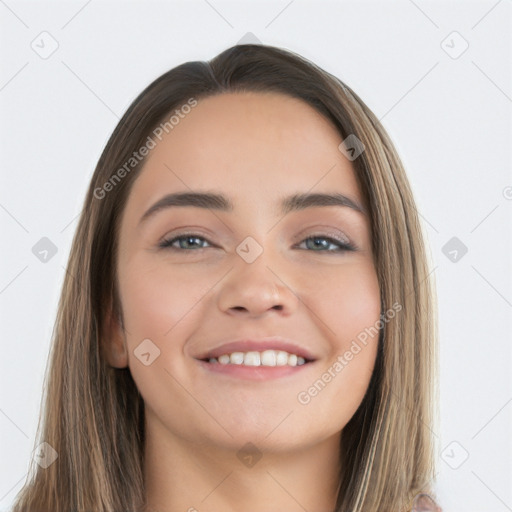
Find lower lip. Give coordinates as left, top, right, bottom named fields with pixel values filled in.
left=195, top=359, right=313, bottom=381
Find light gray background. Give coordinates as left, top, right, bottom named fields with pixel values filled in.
left=1, top=1, right=511, bottom=511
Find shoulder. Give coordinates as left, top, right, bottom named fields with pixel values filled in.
left=412, top=493, right=442, bottom=511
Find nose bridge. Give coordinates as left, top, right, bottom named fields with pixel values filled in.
left=217, top=235, right=296, bottom=315
left=236, top=237, right=281, bottom=296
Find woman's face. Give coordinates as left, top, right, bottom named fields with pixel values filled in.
left=108, top=91, right=381, bottom=453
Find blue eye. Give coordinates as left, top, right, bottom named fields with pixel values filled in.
left=159, top=234, right=356, bottom=253
left=298, top=236, right=356, bottom=252
left=159, top=234, right=211, bottom=250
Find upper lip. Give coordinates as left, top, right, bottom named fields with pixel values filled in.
left=194, top=337, right=317, bottom=362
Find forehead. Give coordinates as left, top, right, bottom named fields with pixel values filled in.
left=125, top=91, right=364, bottom=218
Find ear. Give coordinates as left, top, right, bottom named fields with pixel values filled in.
left=101, top=300, right=128, bottom=369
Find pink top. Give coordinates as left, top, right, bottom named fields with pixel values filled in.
left=412, top=493, right=442, bottom=511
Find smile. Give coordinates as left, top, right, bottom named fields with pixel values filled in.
left=196, top=350, right=315, bottom=381
left=205, top=350, right=308, bottom=366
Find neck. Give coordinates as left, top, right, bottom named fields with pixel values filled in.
left=143, top=412, right=342, bottom=512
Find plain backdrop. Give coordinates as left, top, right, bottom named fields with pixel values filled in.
left=1, top=1, right=511, bottom=511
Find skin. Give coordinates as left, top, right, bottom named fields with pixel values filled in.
left=104, top=91, right=381, bottom=512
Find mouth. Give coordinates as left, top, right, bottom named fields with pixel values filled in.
left=193, top=340, right=317, bottom=381
left=194, top=338, right=317, bottom=362
left=198, top=349, right=314, bottom=367
left=195, top=356, right=314, bottom=380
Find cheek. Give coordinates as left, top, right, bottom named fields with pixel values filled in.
left=118, top=258, right=211, bottom=341
left=117, top=259, right=210, bottom=416
left=296, top=261, right=381, bottom=411
left=303, top=259, right=381, bottom=345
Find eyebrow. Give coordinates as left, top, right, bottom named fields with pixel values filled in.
left=139, top=191, right=367, bottom=226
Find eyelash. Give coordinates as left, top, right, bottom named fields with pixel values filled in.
left=158, top=233, right=357, bottom=253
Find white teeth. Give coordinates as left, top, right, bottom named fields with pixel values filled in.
left=244, top=351, right=260, bottom=366
left=206, top=349, right=309, bottom=367
left=261, top=350, right=277, bottom=366
left=230, top=352, right=244, bottom=365
left=276, top=350, right=289, bottom=366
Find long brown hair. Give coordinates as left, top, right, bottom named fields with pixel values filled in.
left=11, top=43, right=439, bottom=512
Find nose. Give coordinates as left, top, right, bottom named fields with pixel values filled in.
left=216, top=252, right=299, bottom=317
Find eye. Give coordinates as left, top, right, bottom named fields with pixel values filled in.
left=295, top=235, right=356, bottom=253
left=159, top=233, right=356, bottom=253
left=159, top=234, right=211, bottom=250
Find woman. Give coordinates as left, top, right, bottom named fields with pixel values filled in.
left=12, top=43, right=440, bottom=512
